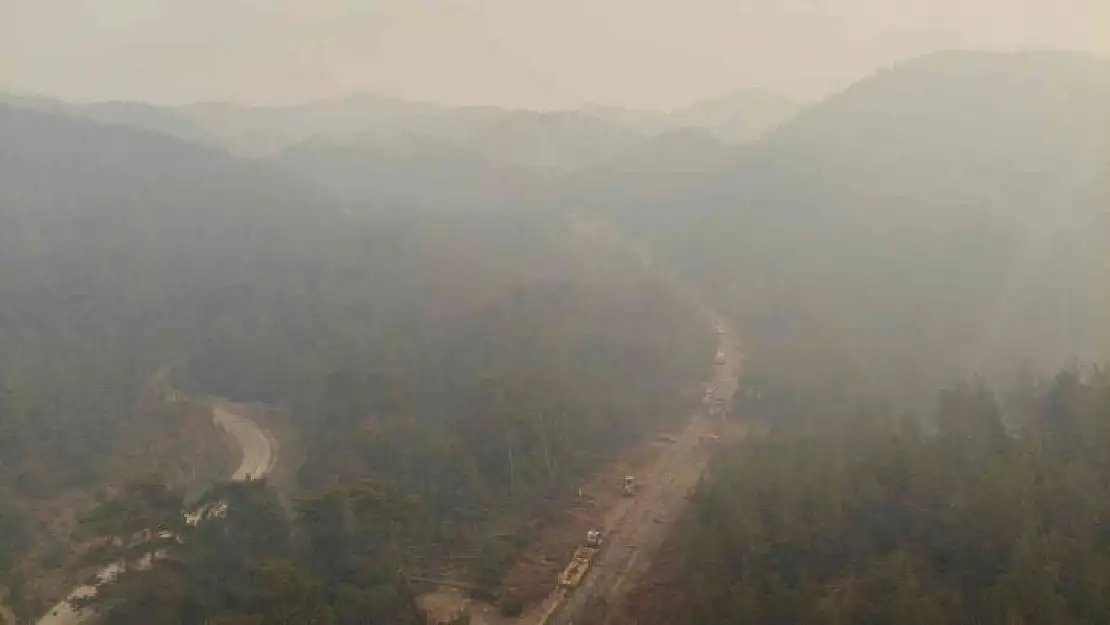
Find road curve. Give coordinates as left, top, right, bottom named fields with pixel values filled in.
left=212, top=403, right=277, bottom=481
left=35, top=403, right=276, bottom=625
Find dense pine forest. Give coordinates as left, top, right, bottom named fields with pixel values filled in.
left=626, top=368, right=1110, bottom=625
left=0, top=105, right=710, bottom=620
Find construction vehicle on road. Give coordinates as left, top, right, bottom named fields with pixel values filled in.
left=622, top=475, right=636, bottom=496
left=704, top=386, right=717, bottom=404
left=559, top=530, right=602, bottom=589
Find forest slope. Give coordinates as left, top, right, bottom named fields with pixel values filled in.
left=586, top=50, right=1110, bottom=413
left=626, top=368, right=1110, bottom=625
left=0, top=104, right=711, bottom=622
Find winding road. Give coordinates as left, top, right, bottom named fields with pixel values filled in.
left=35, top=402, right=276, bottom=625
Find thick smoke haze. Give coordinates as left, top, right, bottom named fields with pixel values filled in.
left=3, top=0, right=1110, bottom=622
left=3, top=0, right=1107, bottom=108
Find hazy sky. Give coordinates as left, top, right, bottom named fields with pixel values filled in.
left=2, top=0, right=1107, bottom=109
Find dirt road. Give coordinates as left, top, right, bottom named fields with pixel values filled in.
left=528, top=322, right=740, bottom=625
left=34, top=402, right=277, bottom=625
left=212, top=402, right=278, bottom=481
left=489, top=214, right=742, bottom=625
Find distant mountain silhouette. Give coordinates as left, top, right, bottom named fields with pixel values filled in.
left=670, top=88, right=801, bottom=143
left=595, top=50, right=1110, bottom=404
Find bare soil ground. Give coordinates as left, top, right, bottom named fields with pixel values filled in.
left=539, top=415, right=717, bottom=625
left=415, top=435, right=674, bottom=625
left=418, top=326, right=743, bottom=625
left=534, top=330, right=742, bottom=625
left=599, top=421, right=760, bottom=625
left=602, top=517, right=689, bottom=625
left=418, top=214, right=744, bottom=625
left=498, top=441, right=665, bottom=604
left=416, top=587, right=470, bottom=625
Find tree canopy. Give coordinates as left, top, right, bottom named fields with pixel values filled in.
left=640, top=368, right=1110, bottom=625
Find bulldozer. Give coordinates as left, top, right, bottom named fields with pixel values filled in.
left=622, top=475, right=636, bottom=497
left=559, top=530, right=602, bottom=589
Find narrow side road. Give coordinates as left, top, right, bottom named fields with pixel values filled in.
left=212, top=402, right=278, bottom=482
left=35, top=402, right=277, bottom=625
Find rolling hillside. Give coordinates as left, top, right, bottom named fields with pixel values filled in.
left=591, top=50, right=1110, bottom=411
left=0, top=104, right=711, bottom=619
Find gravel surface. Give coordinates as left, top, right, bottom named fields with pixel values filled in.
left=531, top=325, right=741, bottom=625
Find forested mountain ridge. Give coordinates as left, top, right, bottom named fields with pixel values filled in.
left=670, top=87, right=801, bottom=143
left=751, top=50, right=1110, bottom=231
left=0, top=94, right=219, bottom=149
left=595, top=50, right=1110, bottom=625
left=0, top=104, right=712, bottom=621
left=271, top=133, right=537, bottom=211
left=2, top=84, right=797, bottom=161
left=1, top=103, right=343, bottom=486
left=0, top=103, right=349, bottom=610
left=589, top=50, right=1110, bottom=414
